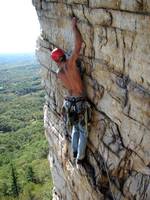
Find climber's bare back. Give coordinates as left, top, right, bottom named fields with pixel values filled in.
left=57, top=58, right=84, bottom=96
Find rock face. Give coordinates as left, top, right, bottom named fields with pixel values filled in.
left=33, top=1, right=150, bottom=199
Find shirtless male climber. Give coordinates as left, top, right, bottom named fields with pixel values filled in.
left=50, top=17, right=90, bottom=166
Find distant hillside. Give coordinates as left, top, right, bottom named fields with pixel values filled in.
left=0, top=53, right=41, bottom=96
left=0, top=53, right=53, bottom=200
left=0, top=53, right=37, bottom=69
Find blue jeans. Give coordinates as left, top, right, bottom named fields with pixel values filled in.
left=72, top=122, right=87, bottom=160
left=62, top=96, right=90, bottom=160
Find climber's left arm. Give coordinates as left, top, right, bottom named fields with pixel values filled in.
left=70, top=17, right=83, bottom=62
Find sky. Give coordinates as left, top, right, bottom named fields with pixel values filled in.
left=0, top=0, right=40, bottom=53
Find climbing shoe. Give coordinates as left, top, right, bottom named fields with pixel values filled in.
left=73, top=151, right=77, bottom=158
left=76, top=158, right=84, bottom=164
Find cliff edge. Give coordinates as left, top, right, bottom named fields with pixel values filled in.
left=33, top=0, right=150, bottom=199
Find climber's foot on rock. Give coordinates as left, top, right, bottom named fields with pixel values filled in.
left=73, top=151, right=77, bottom=159
left=71, top=151, right=77, bottom=166
left=76, top=158, right=84, bottom=164
left=76, top=158, right=85, bottom=170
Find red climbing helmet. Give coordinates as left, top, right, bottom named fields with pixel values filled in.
left=50, top=48, right=65, bottom=63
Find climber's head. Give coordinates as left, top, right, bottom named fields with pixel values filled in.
left=51, top=48, right=66, bottom=64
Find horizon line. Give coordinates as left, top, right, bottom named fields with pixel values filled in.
left=0, top=52, right=36, bottom=55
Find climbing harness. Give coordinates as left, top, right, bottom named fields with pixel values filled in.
left=62, top=96, right=91, bottom=133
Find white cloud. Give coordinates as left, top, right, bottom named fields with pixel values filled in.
left=0, top=0, right=40, bottom=53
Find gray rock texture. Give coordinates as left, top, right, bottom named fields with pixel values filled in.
left=33, top=0, right=150, bottom=199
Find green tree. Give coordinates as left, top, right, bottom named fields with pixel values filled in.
left=10, top=163, right=21, bottom=198
left=26, top=166, right=37, bottom=183
left=19, top=183, right=35, bottom=200
left=0, top=183, right=9, bottom=196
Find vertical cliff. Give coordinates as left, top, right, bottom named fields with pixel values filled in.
left=33, top=1, right=150, bottom=199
